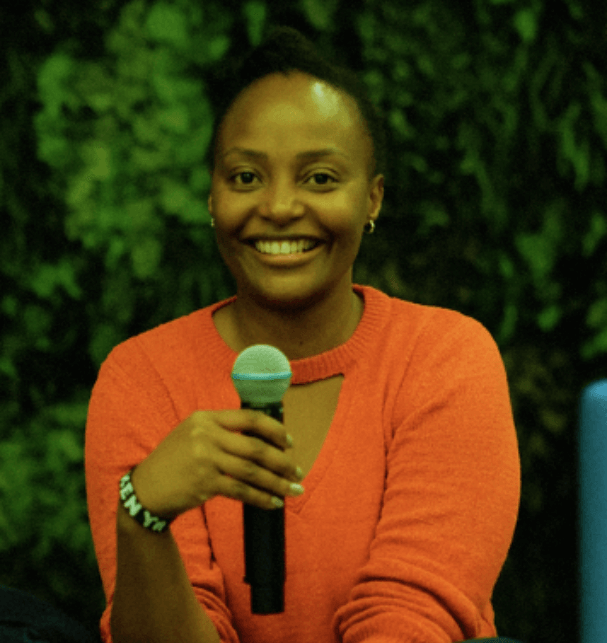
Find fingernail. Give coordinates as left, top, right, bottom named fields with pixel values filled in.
left=286, top=433, right=294, bottom=448
left=295, top=466, right=304, bottom=481
left=289, top=483, right=305, bottom=496
left=271, top=497, right=284, bottom=508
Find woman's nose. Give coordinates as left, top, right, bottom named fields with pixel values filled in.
left=258, top=179, right=305, bottom=221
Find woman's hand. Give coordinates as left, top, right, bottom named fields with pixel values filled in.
left=129, top=409, right=304, bottom=519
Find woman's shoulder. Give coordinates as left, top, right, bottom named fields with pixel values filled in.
left=362, top=284, right=493, bottom=346
left=116, top=309, right=208, bottom=354
left=102, top=298, right=234, bottom=374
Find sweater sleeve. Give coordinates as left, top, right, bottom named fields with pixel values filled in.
left=84, top=341, right=240, bottom=643
left=333, top=314, right=521, bottom=643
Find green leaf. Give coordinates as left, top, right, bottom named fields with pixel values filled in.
left=133, top=113, right=160, bottom=144
left=568, top=1, right=584, bottom=19
left=301, top=0, right=339, bottom=30
left=516, top=233, right=553, bottom=282
left=582, top=211, right=607, bottom=257
left=89, top=322, right=124, bottom=366
left=2, top=295, right=18, bottom=318
left=29, top=259, right=82, bottom=300
left=37, top=53, right=75, bottom=119
left=0, top=355, right=18, bottom=380
left=125, top=198, right=155, bottom=232
left=48, top=429, right=84, bottom=464
left=537, top=305, right=561, bottom=332
left=389, top=108, right=413, bottom=140
left=586, top=63, right=607, bottom=146
left=362, top=69, right=385, bottom=104
left=158, top=105, right=190, bottom=133
left=160, top=178, right=207, bottom=223
left=243, top=1, right=266, bottom=46
left=66, top=172, right=95, bottom=210
left=131, top=146, right=169, bottom=172
left=105, top=235, right=127, bottom=267
left=76, top=62, right=114, bottom=112
left=47, top=402, right=89, bottom=427
left=497, top=302, right=518, bottom=344
left=176, top=123, right=213, bottom=165
left=514, top=9, right=538, bottom=43
left=586, top=297, right=607, bottom=329
left=88, top=91, right=113, bottom=113
left=81, top=142, right=113, bottom=180
left=145, top=3, right=189, bottom=48
left=36, top=129, right=70, bottom=168
left=515, top=206, right=563, bottom=289
left=582, top=326, right=607, bottom=360
left=357, top=11, right=376, bottom=45
left=499, top=253, right=515, bottom=280
left=23, top=305, right=52, bottom=352
left=131, top=236, right=162, bottom=279
left=417, top=201, right=450, bottom=237
left=189, top=167, right=211, bottom=193
left=160, top=178, right=191, bottom=215
left=558, top=101, right=590, bottom=190
left=208, top=35, right=230, bottom=61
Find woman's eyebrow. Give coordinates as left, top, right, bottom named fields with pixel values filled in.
left=296, top=148, right=348, bottom=160
left=221, top=147, right=348, bottom=160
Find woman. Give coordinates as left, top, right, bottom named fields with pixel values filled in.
left=85, top=26, right=521, bottom=643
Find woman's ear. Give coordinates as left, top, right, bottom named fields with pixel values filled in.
left=369, top=174, right=384, bottom=220
left=208, top=194, right=213, bottom=215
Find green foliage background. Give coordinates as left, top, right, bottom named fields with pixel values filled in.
left=1, top=0, right=606, bottom=641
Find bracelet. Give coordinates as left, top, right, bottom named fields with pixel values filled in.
left=119, top=467, right=173, bottom=533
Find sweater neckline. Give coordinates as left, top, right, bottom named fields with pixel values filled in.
left=202, top=285, right=389, bottom=385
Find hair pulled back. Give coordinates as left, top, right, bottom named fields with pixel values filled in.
left=207, top=26, right=387, bottom=180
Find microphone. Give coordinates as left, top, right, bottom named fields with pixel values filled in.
left=231, top=344, right=292, bottom=614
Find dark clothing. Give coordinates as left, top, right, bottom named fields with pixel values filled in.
left=0, top=586, right=100, bottom=643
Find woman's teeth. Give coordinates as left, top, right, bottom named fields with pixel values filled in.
left=254, top=239, right=318, bottom=255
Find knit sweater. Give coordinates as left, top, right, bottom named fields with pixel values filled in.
left=85, top=284, right=520, bottom=643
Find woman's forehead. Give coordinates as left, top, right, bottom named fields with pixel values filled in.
left=218, top=73, right=371, bottom=161
left=229, top=72, right=358, bottom=119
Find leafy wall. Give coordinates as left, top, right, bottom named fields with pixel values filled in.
left=1, top=1, right=605, bottom=641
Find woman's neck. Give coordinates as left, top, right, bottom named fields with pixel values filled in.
left=214, top=285, right=364, bottom=361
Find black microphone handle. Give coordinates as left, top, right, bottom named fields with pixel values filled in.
left=242, top=401, right=285, bottom=614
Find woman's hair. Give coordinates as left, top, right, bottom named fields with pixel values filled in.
left=206, top=26, right=387, bottom=180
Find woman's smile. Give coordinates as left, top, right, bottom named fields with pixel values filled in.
left=244, top=237, right=326, bottom=267
left=252, top=239, right=320, bottom=255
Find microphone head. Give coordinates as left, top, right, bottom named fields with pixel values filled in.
left=231, top=344, right=292, bottom=404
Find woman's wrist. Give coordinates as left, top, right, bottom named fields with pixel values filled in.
left=118, top=467, right=174, bottom=534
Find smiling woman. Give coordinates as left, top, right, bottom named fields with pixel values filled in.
left=208, top=69, right=384, bottom=356
left=85, top=25, right=521, bottom=643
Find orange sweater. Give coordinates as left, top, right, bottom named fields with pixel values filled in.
left=85, top=284, right=520, bottom=643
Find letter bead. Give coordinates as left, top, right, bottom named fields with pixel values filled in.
left=118, top=467, right=172, bottom=534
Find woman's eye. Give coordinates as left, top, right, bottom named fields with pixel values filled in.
left=232, top=172, right=257, bottom=185
left=307, top=173, right=336, bottom=186
left=230, top=171, right=335, bottom=187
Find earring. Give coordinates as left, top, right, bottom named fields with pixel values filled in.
left=210, top=218, right=215, bottom=228
left=364, top=219, right=376, bottom=234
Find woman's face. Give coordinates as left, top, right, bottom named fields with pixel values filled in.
left=209, top=72, right=384, bottom=310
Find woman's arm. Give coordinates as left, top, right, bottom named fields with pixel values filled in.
left=86, top=332, right=302, bottom=643
left=111, top=504, right=221, bottom=643
left=108, top=406, right=302, bottom=643
left=333, top=314, right=521, bottom=642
